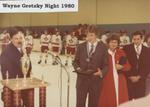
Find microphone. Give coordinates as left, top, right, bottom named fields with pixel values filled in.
left=56, top=55, right=61, bottom=61
left=48, top=51, right=56, bottom=57
left=48, top=51, right=70, bottom=107
left=48, top=51, right=61, bottom=62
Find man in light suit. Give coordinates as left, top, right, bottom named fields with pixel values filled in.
left=73, top=26, right=108, bottom=107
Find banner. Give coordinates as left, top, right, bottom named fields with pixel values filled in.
left=0, top=0, right=78, bottom=13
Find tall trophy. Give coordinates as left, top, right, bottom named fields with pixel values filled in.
left=21, top=54, right=30, bottom=82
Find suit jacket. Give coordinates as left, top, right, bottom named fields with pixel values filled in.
left=123, top=44, right=150, bottom=79
left=73, top=41, right=108, bottom=76
left=0, top=43, right=31, bottom=79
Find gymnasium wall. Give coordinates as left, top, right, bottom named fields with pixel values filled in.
left=0, top=0, right=150, bottom=27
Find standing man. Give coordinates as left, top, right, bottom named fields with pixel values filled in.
left=65, top=31, right=78, bottom=66
left=0, top=30, right=10, bottom=52
left=0, top=28, right=26, bottom=78
left=50, top=31, right=62, bottom=65
left=124, top=31, right=150, bottom=100
left=0, top=27, right=32, bottom=107
left=38, top=30, right=51, bottom=64
left=73, top=26, right=108, bottom=107
left=24, top=30, right=33, bottom=57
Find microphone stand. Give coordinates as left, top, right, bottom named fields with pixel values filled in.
left=48, top=52, right=70, bottom=107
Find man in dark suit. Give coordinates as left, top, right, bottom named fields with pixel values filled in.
left=124, top=31, right=150, bottom=100
left=73, top=26, right=108, bottom=107
left=0, top=27, right=31, bottom=107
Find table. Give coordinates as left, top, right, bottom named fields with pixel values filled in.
left=1, top=77, right=49, bottom=107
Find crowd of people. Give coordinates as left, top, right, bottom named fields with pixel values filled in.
left=0, top=25, right=150, bottom=107
left=73, top=26, right=150, bottom=107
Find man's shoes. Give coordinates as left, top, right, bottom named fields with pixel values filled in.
left=38, top=60, right=41, bottom=64
left=52, top=61, right=56, bottom=65
left=45, top=60, right=47, bottom=64
left=55, top=61, right=58, bottom=65
left=65, top=62, right=68, bottom=66
left=52, top=61, right=58, bottom=65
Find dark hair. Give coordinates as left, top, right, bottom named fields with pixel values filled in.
left=8, top=27, right=19, bottom=38
left=104, top=31, right=110, bottom=34
left=120, top=30, right=127, bottom=33
left=87, top=25, right=97, bottom=34
left=106, top=34, right=120, bottom=44
left=132, top=31, right=143, bottom=38
left=144, top=34, right=150, bottom=42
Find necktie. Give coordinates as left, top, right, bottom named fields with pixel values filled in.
left=136, top=45, right=140, bottom=70
left=136, top=45, right=140, bottom=58
left=19, top=49, right=24, bottom=57
left=89, top=44, right=94, bottom=56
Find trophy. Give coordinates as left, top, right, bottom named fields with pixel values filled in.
left=21, top=54, right=30, bottom=82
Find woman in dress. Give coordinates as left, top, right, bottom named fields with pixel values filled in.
left=98, top=34, right=131, bottom=107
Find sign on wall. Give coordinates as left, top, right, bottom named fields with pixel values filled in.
left=0, top=0, right=78, bottom=13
